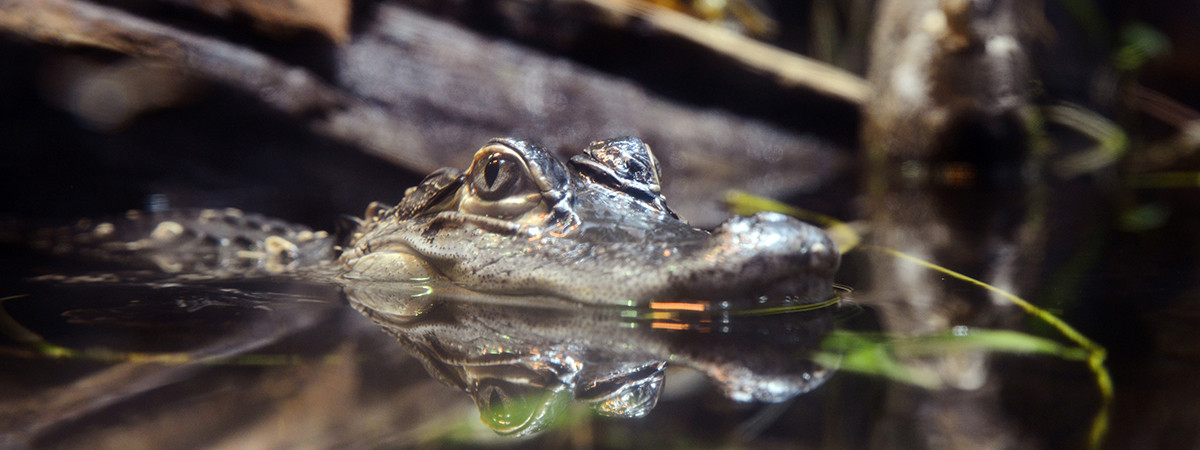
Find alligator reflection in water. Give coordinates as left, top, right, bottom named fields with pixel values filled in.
left=343, top=280, right=840, bottom=436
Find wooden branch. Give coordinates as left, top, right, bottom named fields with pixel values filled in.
left=572, top=0, right=871, bottom=105
left=165, top=0, right=352, bottom=42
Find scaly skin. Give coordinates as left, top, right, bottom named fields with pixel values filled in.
left=24, top=137, right=838, bottom=305
left=339, top=137, right=839, bottom=305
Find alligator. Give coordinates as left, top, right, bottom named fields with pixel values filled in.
left=23, top=136, right=840, bottom=307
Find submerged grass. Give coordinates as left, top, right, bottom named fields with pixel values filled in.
left=725, top=190, right=1114, bottom=449
left=816, top=328, right=1091, bottom=389
left=867, top=245, right=1112, bottom=448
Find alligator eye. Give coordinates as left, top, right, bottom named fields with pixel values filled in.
left=484, top=157, right=502, bottom=187
left=462, top=146, right=548, bottom=221
left=473, top=154, right=527, bottom=201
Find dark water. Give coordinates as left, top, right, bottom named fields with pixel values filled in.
left=0, top=205, right=1158, bottom=449
left=0, top=249, right=852, bottom=448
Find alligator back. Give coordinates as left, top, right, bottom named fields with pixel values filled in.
left=7, top=208, right=337, bottom=278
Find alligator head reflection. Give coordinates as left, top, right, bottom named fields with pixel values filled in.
left=344, top=282, right=840, bottom=436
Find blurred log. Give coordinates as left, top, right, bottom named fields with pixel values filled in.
left=858, top=0, right=1051, bottom=338
left=862, top=0, right=1048, bottom=161
left=0, top=0, right=850, bottom=225
left=857, top=1, right=1053, bottom=448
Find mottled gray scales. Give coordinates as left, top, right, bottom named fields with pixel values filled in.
left=339, top=136, right=839, bottom=306
left=22, top=208, right=335, bottom=277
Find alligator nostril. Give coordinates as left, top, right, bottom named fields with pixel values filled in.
left=810, top=241, right=828, bottom=258
left=809, top=239, right=840, bottom=272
